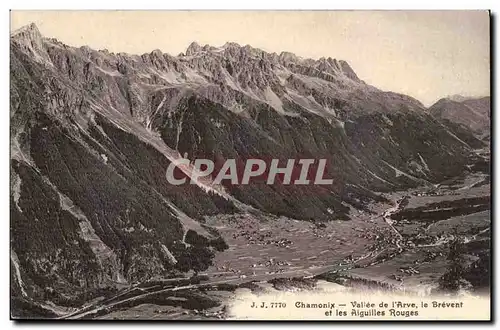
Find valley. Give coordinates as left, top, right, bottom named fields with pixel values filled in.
left=48, top=161, right=490, bottom=320
left=9, top=22, right=491, bottom=320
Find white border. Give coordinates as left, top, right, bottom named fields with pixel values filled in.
left=4, top=1, right=499, bottom=10
left=1, top=1, right=498, bottom=330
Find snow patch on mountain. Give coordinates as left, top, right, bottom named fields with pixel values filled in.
left=161, top=244, right=178, bottom=264
left=12, top=173, right=23, bottom=213
left=263, top=87, right=284, bottom=113
left=11, top=250, right=27, bottom=297
left=50, top=177, right=127, bottom=284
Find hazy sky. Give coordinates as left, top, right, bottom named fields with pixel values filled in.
left=11, top=11, right=490, bottom=106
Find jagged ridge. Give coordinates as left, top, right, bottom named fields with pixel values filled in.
left=10, top=23, right=485, bottom=314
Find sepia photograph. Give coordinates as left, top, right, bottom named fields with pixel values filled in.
left=9, top=10, right=491, bottom=321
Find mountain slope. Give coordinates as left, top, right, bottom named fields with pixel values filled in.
left=10, top=23, right=484, bottom=313
left=429, top=96, right=490, bottom=137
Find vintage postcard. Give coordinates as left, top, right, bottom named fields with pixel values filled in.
left=9, top=10, right=491, bottom=321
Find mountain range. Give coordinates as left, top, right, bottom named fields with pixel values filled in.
left=10, top=23, right=488, bottom=315
left=429, top=95, right=490, bottom=139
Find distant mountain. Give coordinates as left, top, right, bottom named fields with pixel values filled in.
left=446, top=94, right=474, bottom=103
left=429, top=96, right=490, bottom=136
left=10, top=23, right=485, bottom=311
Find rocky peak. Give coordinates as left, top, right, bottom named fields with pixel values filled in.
left=279, top=51, right=300, bottom=64
left=338, top=60, right=360, bottom=82
left=10, top=23, right=369, bottom=117
left=150, top=49, right=163, bottom=57
left=446, top=94, right=472, bottom=102
left=202, top=44, right=215, bottom=52
left=222, top=41, right=241, bottom=49
left=185, top=41, right=202, bottom=55
left=11, top=22, right=42, bottom=39
left=11, top=23, right=51, bottom=65
left=11, top=22, right=44, bottom=48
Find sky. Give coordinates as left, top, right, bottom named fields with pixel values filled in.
left=10, top=11, right=490, bottom=106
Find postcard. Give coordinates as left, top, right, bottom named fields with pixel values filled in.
left=9, top=10, right=491, bottom=321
